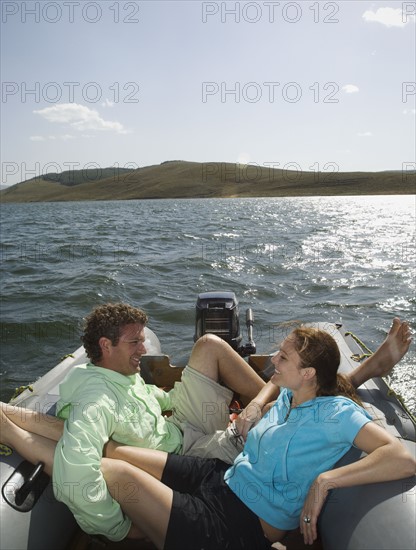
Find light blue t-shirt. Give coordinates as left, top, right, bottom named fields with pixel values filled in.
left=224, top=388, right=372, bottom=530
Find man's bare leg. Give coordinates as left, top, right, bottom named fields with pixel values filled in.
left=349, top=318, right=412, bottom=389
left=0, top=408, right=56, bottom=476
left=188, top=333, right=265, bottom=400
left=0, top=402, right=64, bottom=442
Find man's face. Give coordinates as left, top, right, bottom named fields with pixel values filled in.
left=106, top=323, right=147, bottom=376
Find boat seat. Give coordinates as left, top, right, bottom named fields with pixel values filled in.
left=140, top=355, right=183, bottom=388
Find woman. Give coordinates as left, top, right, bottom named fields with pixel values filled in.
left=96, top=327, right=415, bottom=549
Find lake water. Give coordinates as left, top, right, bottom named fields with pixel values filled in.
left=1, top=196, right=415, bottom=413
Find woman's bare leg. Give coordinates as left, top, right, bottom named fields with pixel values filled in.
left=187, top=319, right=412, bottom=399
left=349, top=318, right=412, bottom=388
left=101, top=457, right=172, bottom=550
left=1, top=402, right=64, bottom=442
left=104, top=441, right=168, bottom=481
left=0, top=408, right=56, bottom=476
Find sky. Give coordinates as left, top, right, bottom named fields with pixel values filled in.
left=1, top=0, right=415, bottom=186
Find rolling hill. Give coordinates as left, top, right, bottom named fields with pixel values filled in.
left=1, top=161, right=414, bottom=203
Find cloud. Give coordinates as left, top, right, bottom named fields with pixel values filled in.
left=236, top=152, right=251, bottom=165
left=342, top=85, right=359, bottom=94
left=357, top=132, right=373, bottom=137
left=362, top=7, right=415, bottom=28
left=101, top=98, right=115, bottom=108
left=29, top=134, right=76, bottom=142
left=33, top=103, right=127, bottom=133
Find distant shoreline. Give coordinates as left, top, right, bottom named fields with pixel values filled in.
left=1, top=161, right=415, bottom=203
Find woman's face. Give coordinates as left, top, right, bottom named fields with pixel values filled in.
left=270, top=334, right=304, bottom=389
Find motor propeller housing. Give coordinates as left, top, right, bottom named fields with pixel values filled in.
left=194, top=291, right=256, bottom=356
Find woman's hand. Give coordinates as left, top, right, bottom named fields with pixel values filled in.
left=299, top=475, right=330, bottom=545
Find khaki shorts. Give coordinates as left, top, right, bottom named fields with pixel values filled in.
left=167, top=366, right=244, bottom=464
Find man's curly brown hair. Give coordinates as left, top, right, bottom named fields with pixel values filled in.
left=81, top=303, right=148, bottom=364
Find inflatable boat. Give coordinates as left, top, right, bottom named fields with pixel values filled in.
left=1, top=292, right=415, bottom=550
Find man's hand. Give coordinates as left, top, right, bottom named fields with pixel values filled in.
left=234, top=401, right=263, bottom=441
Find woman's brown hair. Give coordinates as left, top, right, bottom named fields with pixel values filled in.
left=290, top=327, right=361, bottom=405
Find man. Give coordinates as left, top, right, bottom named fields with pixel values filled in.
left=1, top=303, right=412, bottom=541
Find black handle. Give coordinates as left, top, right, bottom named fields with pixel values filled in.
left=15, top=462, right=45, bottom=506
left=241, top=308, right=256, bottom=355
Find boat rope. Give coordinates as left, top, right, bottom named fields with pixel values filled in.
left=386, top=388, right=416, bottom=425
left=10, top=385, right=33, bottom=400
left=60, top=353, right=75, bottom=361
left=345, top=331, right=374, bottom=362
left=0, top=444, right=12, bottom=456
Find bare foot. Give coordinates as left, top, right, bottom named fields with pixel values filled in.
left=370, top=318, right=412, bottom=377
left=0, top=401, right=8, bottom=417
left=0, top=407, right=13, bottom=447
left=0, top=401, right=64, bottom=441
left=350, top=318, right=412, bottom=388
left=1, top=401, right=27, bottom=425
left=0, top=407, right=55, bottom=475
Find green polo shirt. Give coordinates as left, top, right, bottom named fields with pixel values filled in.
left=52, top=363, right=182, bottom=541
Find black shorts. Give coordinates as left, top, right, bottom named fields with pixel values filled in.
left=161, top=454, right=271, bottom=550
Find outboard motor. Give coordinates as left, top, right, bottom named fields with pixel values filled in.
left=194, top=291, right=256, bottom=356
